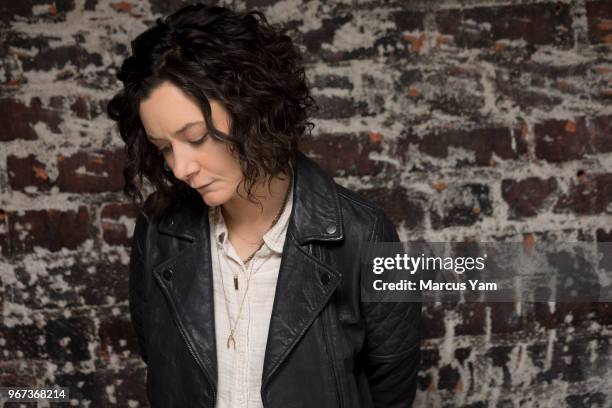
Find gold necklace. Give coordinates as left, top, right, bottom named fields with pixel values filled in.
left=216, top=242, right=272, bottom=349
left=224, top=174, right=293, bottom=290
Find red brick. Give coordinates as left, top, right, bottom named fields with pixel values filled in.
left=56, top=150, right=127, bottom=193
left=0, top=0, right=76, bottom=23
left=421, top=305, right=445, bottom=339
left=0, top=371, right=37, bottom=387
left=311, top=95, right=369, bottom=119
left=436, top=3, right=573, bottom=48
left=502, top=177, right=558, bottom=218
left=485, top=346, right=513, bottom=387
left=403, top=126, right=527, bottom=168
left=99, top=314, right=140, bottom=363
left=535, top=116, right=612, bottom=162
left=7, top=206, right=90, bottom=253
left=437, top=365, right=461, bottom=390
left=488, top=302, right=524, bottom=334
left=392, top=9, right=424, bottom=32
left=299, top=132, right=385, bottom=177
left=455, top=303, right=487, bottom=336
left=6, top=155, right=52, bottom=192
left=312, top=74, right=354, bottom=90
left=0, top=98, right=62, bottom=141
left=100, top=202, right=138, bottom=246
left=534, top=118, right=589, bottom=162
left=1, top=315, right=94, bottom=361
left=597, top=228, right=612, bottom=242
left=70, top=95, right=90, bottom=120
left=589, top=115, right=612, bottom=154
left=586, top=1, right=612, bottom=44
left=354, top=186, right=425, bottom=230
left=554, top=173, right=612, bottom=215
left=54, top=365, right=148, bottom=406
left=22, top=44, right=103, bottom=72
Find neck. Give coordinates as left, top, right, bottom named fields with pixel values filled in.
left=221, top=171, right=292, bottom=230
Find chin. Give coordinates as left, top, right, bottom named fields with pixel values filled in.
left=199, top=191, right=230, bottom=207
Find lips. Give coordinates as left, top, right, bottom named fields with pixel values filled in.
left=194, top=181, right=214, bottom=190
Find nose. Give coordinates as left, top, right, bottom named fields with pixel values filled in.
left=169, top=150, right=199, bottom=184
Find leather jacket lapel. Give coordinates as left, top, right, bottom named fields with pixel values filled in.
left=262, top=152, right=345, bottom=388
left=261, top=232, right=342, bottom=389
left=154, top=198, right=218, bottom=393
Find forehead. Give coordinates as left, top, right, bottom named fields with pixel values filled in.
left=139, top=82, right=205, bottom=139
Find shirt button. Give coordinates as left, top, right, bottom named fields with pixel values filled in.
left=163, top=268, right=174, bottom=281
left=325, top=224, right=336, bottom=234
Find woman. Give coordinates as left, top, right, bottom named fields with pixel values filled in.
left=107, top=3, right=421, bottom=408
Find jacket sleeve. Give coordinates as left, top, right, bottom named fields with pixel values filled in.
left=129, top=209, right=149, bottom=365
left=361, top=210, right=422, bottom=408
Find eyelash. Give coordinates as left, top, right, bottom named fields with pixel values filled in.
left=158, top=134, right=208, bottom=154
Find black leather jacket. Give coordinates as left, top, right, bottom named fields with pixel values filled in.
left=129, top=151, right=421, bottom=408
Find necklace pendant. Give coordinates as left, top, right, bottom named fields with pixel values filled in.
left=226, top=333, right=236, bottom=349
left=233, top=276, right=239, bottom=290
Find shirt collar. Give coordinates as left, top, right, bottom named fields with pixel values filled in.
left=209, top=180, right=294, bottom=255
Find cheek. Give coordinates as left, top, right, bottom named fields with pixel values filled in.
left=225, top=161, right=244, bottom=187
left=214, top=144, right=242, bottom=179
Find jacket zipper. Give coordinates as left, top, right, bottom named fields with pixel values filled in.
left=177, top=320, right=217, bottom=408
left=318, top=245, right=345, bottom=408
left=156, top=274, right=217, bottom=408
left=321, top=303, right=344, bottom=408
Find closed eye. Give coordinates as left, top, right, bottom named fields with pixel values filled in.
left=157, top=133, right=208, bottom=154
left=191, top=133, right=208, bottom=145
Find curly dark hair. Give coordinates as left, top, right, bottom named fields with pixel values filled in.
left=106, top=2, right=317, bottom=218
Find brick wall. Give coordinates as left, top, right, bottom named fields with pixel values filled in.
left=1, top=0, right=611, bottom=406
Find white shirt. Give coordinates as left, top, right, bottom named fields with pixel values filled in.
left=209, top=183, right=293, bottom=408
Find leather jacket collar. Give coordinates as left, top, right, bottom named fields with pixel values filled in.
left=149, top=151, right=345, bottom=399
left=157, top=151, right=344, bottom=244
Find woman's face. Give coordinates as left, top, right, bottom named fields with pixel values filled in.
left=139, top=81, right=243, bottom=207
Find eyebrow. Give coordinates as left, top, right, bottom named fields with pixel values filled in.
left=146, top=121, right=205, bottom=141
